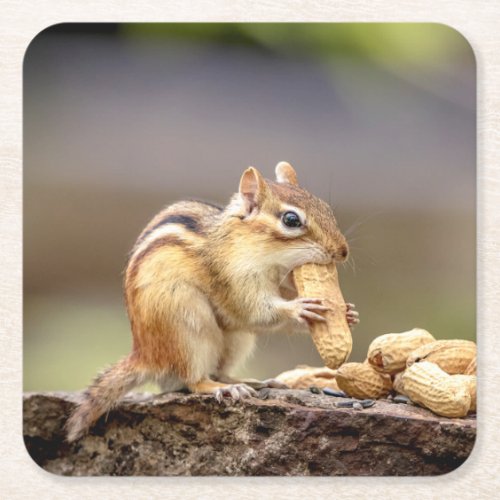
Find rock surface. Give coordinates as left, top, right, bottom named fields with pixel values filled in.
left=23, top=390, right=476, bottom=476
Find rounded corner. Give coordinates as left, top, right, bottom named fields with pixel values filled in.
left=434, top=418, right=478, bottom=478
left=22, top=396, right=74, bottom=478
left=431, top=22, right=477, bottom=69
left=23, top=22, right=72, bottom=72
left=22, top=433, right=67, bottom=477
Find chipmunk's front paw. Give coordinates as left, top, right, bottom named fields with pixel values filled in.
left=214, top=383, right=258, bottom=403
left=286, top=297, right=330, bottom=325
left=346, top=303, right=359, bottom=328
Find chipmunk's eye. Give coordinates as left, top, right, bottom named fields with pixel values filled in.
left=282, top=211, right=302, bottom=228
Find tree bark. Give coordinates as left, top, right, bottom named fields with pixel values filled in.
left=23, top=390, right=476, bottom=476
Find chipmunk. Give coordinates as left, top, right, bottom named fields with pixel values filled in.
left=66, top=161, right=358, bottom=442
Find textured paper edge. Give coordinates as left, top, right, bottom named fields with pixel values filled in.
left=1, top=1, right=498, bottom=497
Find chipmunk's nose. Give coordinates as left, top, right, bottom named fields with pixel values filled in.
left=334, top=244, right=349, bottom=263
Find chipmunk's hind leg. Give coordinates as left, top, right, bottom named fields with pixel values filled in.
left=188, top=379, right=258, bottom=402
left=155, top=373, right=186, bottom=395
left=180, top=329, right=259, bottom=401
left=214, top=374, right=289, bottom=390
left=158, top=289, right=258, bottom=402
left=212, top=331, right=289, bottom=390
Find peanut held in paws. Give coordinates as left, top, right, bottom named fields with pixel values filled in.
left=293, top=262, right=352, bottom=369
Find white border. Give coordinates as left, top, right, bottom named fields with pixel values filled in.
left=1, top=1, right=498, bottom=497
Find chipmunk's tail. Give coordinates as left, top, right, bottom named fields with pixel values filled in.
left=65, top=355, right=144, bottom=442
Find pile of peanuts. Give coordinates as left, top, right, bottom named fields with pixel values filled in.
left=288, top=261, right=476, bottom=418
left=336, top=328, right=476, bottom=418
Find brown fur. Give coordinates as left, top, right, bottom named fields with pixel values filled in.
left=66, top=162, right=349, bottom=442
left=65, top=355, right=143, bottom=442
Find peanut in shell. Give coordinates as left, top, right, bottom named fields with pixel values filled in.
left=392, top=370, right=408, bottom=396
left=275, top=365, right=340, bottom=390
left=464, top=357, right=477, bottom=376
left=293, top=262, right=352, bottom=369
left=367, top=328, right=435, bottom=374
left=406, top=339, right=476, bottom=375
left=452, top=374, right=476, bottom=412
left=336, top=361, right=392, bottom=399
left=402, top=361, right=471, bottom=418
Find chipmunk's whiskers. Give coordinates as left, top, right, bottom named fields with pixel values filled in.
left=343, top=209, right=386, bottom=237
left=341, top=252, right=356, bottom=275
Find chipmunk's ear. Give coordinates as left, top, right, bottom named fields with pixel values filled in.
left=275, top=161, right=298, bottom=186
left=239, top=167, right=268, bottom=214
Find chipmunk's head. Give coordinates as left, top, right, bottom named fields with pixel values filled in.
left=227, top=162, right=348, bottom=271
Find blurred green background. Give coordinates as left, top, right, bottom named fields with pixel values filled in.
left=23, top=23, right=475, bottom=392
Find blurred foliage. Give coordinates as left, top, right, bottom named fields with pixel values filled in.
left=121, top=23, right=474, bottom=111
left=121, top=23, right=472, bottom=68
